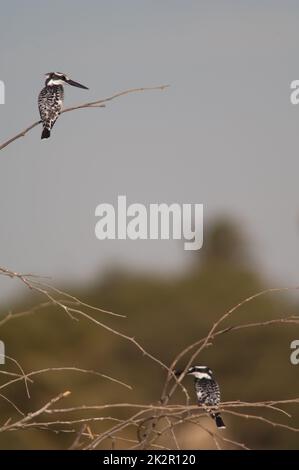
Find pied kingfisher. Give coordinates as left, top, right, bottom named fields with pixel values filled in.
left=175, top=365, right=226, bottom=429
left=38, top=72, right=88, bottom=139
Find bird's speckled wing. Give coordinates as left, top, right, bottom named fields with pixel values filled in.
left=195, top=378, right=221, bottom=407
left=38, top=85, right=64, bottom=131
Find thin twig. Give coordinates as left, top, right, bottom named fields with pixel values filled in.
left=0, top=85, right=169, bottom=151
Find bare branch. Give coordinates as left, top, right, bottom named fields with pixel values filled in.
left=0, top=85, right=169, bottom=151
left=0, top=366, right=132, bottom=393
left=0, top=391, right=71, bottom=432
left=1, top=268, right=299, bottom=449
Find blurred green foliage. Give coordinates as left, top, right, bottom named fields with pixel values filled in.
left=0, top=219, right=298, bottom=449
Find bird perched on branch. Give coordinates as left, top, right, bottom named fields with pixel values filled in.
left=175, top=365, right=226, bottom=429
left=38, top=72, right=88, bottom=139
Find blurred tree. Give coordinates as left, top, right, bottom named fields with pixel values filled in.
left=197, top=218, right=248, bottom=268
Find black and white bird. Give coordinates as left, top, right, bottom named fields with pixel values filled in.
left=175, top=365, right=226, bottom=429
left=38, top=72, right=88, bottom=139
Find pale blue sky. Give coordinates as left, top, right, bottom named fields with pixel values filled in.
left=1, top=1, right=299, bottom=298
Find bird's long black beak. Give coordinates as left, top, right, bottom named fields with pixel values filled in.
left=174, top=369, right=192, bottom=377
left=66, top=78, right=89, bottom=90
left=174, top=370, right=183, bottom=377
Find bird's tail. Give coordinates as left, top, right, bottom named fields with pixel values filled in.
left=211, top=412, right=226, bottom=429
left=41, top=127, right=51, bottom=139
